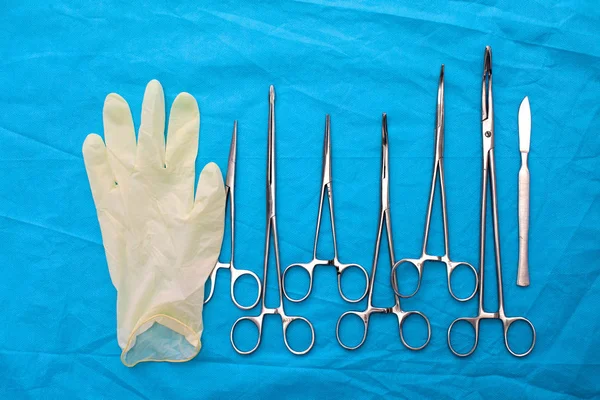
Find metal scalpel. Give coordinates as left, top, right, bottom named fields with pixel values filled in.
left=517, top=96, right=531, bottom=287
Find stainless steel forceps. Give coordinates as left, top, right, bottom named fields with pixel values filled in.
left=205, top=121, right=261, bottom=310
left=336, top=114, right=431, bottom=351
left=391, top=65, right=478, bottom=302
left=230, top=86, right=315, bottom=355
left=447, top=47, right=536, bottom=357
left=282, top=115, right=369, bottom=303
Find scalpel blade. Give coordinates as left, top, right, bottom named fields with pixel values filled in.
left=519, top=96, right=531, bottom=153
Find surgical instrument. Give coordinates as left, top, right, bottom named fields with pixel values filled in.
left=391, top=65, right=478, bottom=302
left=230, top=86, right=315, bottom=355
left=205, top=121, right=262, bottom=309
left=447, top=47, right=536, bottom=357
left=336, top=114, right=431, bottom=351
left=517, top=96, right=531, bottom=287
left=282, top=115, right=369, bottom=303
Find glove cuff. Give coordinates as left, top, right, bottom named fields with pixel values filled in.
left=121, top=313, right=201, bottom=367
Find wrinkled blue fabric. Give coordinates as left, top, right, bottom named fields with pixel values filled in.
left=1, top=1, right=598, bottom=398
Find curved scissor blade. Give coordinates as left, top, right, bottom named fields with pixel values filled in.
left=225, top=121, right=237, bottom=189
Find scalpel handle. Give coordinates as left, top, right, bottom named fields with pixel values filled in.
left=517, top=153, right=530, bottom=287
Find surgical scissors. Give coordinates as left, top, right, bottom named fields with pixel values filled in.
left=230, top=86, right=315, bottom=355
left=205, top=121, right=261, bottom=309
left=391, top=65, right=478, bottom=302
left=282, top=115, right=369, bottom=303
left=336, top=114, right=431, bottom=351
left=447, top=47, right=536, bottom=357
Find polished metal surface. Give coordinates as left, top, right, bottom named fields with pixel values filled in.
left=517, top=96, right=531, bottom=287
left=519, top=97, right=531, bottom=153
left=205, top=121, right=262, bottom=310
left=335, top=114, right=431, bottom=351
left=282, top=115, right=369, bottom=303
left=447, top=47, right=536, bottom=357
left=390, top=65, right=478, bottom=302
left=230, top=86, right=315, bottom=355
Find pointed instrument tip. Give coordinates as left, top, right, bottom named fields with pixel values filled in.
left=482, top=46, right=493, bottom=121
left=231, top=120, right=238, bottom=145
left=519, top=96, right=531, bottom=117
left=484, top=46, right=492, bottom=74
left=324, top=114, right=331, bottom=151
left=520, top=96, right=530, bottom=117
left=437, top=66, right=444, bottom=128
left=269, top=85, right=275, bottom=103
left=226, top=119, right=238, bottom=187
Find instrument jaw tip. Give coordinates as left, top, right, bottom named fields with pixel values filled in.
left=269, top=85, right=275, bottom=103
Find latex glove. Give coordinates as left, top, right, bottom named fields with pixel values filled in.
left=82, top=80, right=225, bottom=367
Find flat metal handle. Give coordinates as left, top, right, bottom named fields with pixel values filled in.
left=517, top=155, right=530, bottom=287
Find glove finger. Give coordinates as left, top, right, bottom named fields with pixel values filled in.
left=104, top=93, right=136, bottom=183
left=136, top=80, right=166, bottom=170
left=83, top=133, right=117, bottom=208
left=165, top=93, right=200, bottom=212
left=193, top=162, right=225, bottom=215
left=83, top=134, right=124, bottom=290
left=165, top=92, right=199, bottom=172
